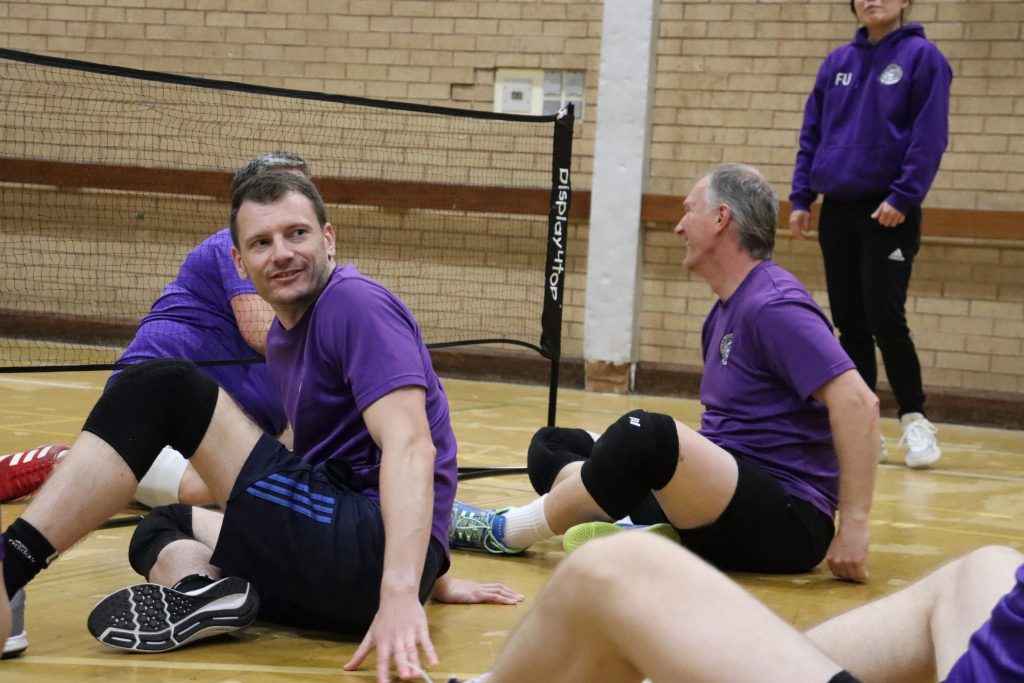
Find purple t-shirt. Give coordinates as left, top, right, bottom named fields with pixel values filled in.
left=266, top=265, right=458, bottom=553
left=945, top=562, right=1024, bottom=682
left=699, top=261, right=855, bottom=518
left=117, top=229, right=286, bottom=435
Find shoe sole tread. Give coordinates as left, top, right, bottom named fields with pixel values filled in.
left=87, top=578, right=258, bottom=653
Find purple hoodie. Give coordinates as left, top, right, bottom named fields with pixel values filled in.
left=790, top=24, right=952, bottom=214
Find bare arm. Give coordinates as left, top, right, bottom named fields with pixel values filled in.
left=812, top=369, right=879, bottom=581
left=343, top=385, right=438, bottom=683
left=430, top=574, right=524, bottom=605
left=230, top=293, right=275, bottom=355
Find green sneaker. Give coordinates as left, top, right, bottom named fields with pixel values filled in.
left=562, top=521, right=680, bottom=554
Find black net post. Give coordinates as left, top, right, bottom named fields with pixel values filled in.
left=541, top=104, right=575, bottom=427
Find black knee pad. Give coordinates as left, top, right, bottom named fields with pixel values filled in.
left=83, top=359, right=219, bottom=480
left=580, top=410, right=679, bottom=519
left=128, top=504, right=194, bottom=579
left=527, top=426, right=595, bottom=494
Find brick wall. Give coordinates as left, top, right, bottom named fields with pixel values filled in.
left=637, top=225, right=1024, bottom=394
left=0, top=0, right=1021, bottom=396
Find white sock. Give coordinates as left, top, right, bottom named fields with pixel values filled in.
left=134, top=446, right=189, bottom=507
left=502, top=495, right=554, bottom=549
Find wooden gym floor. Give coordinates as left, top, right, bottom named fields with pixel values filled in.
left=0, top=371, right=1022, bottom=681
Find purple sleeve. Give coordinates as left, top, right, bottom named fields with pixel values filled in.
left=945, top=564, right=1024, bottom=683
left=216, top=237, right=258, bottom=300
left=753, top=299, right=855, bottom=400
left=886, top=43, right=952, bottom=214
left=790, top=59, right=829, bottom=211
left=324, top=280, right=427, bottom=412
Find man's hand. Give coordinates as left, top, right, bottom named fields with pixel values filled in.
left=826, top=517, right=870, bottom=582
left=431, top=575, right=524, bottom=605
left=870, top=201, right=905, bottom=228
left=789, top=209, right=811, bottom=240
left=344, top=592, right=437, bottom=683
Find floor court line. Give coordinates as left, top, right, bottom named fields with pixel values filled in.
left=913, top=468, right=1024, bottom=484
left=871, top=499, right=1013, bottom=519
left=942, top=445, right=1024, bottom=459
left=878, top=522, right=1024, bottom=544
left=0, top=417, right=83, bottom=431
left=7, top=655, right=466, bottom=678
left=449, top=402, right=518, bottom=413
left=0, top=377, right=101, bottom=390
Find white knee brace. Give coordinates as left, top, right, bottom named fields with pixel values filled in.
left=134, top=446, right=189, bottom=508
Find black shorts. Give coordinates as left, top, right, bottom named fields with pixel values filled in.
left=628, top=453, right=835, bottom=573
left=210, top=434, right=448, bottom=634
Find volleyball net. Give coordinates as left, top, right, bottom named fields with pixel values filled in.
left=0, top=47, right=573, bottom=426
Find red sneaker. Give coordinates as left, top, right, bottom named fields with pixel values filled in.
left=0, top=444, right=70, bottom=503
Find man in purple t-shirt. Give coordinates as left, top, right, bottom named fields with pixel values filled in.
left=453, top=163, right=879, bottom=581
left=0, top=171, right=519, bottom=680
left=0, top=152, right=300, bottom=510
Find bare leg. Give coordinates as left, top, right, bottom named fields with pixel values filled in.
left=549, top=460, right=583, bottom=491
left=147, top=508, right=225, bottom=587
left=186, top=392, right=262, bottom=506
left=19, top=390, right=258, bottom=554
left=542, top=421, right=737, bottom=534
left=652, top=422, right=738, bottom=528
left=0, top=565, right=10, bottom=645
left=177, top=465, right=215, bottom=506
left=542, top=467, right=613, bottom=532
left=488, top=533, right=843, bottom=683
left=807, top=545, right=1023, bottom=683
left=20, top=431, right=139, bottom=552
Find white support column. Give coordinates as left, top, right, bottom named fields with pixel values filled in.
left=584, top=0, right=661, bottom=393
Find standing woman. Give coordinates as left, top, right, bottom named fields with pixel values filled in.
left=789, top=0, right=951, bottom=468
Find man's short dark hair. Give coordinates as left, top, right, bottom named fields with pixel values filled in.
left=229, top=151, right=310, bottom=196
left=229, top=170, right=328, bottom=248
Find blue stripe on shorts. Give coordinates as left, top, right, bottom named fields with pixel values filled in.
left=246, top=476, right=335, bottom=523
left=267, top=473, right=336, bottom=504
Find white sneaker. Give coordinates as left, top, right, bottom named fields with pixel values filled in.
left=899, top=413, right=941, bottom=469
left=879, top=433, right=889, bottom=463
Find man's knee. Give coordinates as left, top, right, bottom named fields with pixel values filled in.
left=956, top=545, right=1023, bottom=582
left=128, top=504, right=194, bottom=579
left=527, top=426, right=595, bottom=494
left=84, top=359, right=219, bottom=480
left=554, top=534, right=696, bottom=605
left=580, top=410, right=679, bottom=519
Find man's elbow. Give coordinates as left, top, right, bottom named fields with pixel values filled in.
left=857, top=387, right=880, bottom=417
left=411, top=434, right=437, bottom=465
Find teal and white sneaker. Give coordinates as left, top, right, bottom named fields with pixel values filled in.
left=449, top=501, right=524, bottom=555
left=2, top=589, right=27, bottom=659
left=562, top=521, right=680, bottom=554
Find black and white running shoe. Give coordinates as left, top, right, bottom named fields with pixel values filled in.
left=87, top=577, right=259, bottom=653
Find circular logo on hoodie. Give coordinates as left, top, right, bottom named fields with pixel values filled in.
left=879, top=64, right=903, bottom=85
